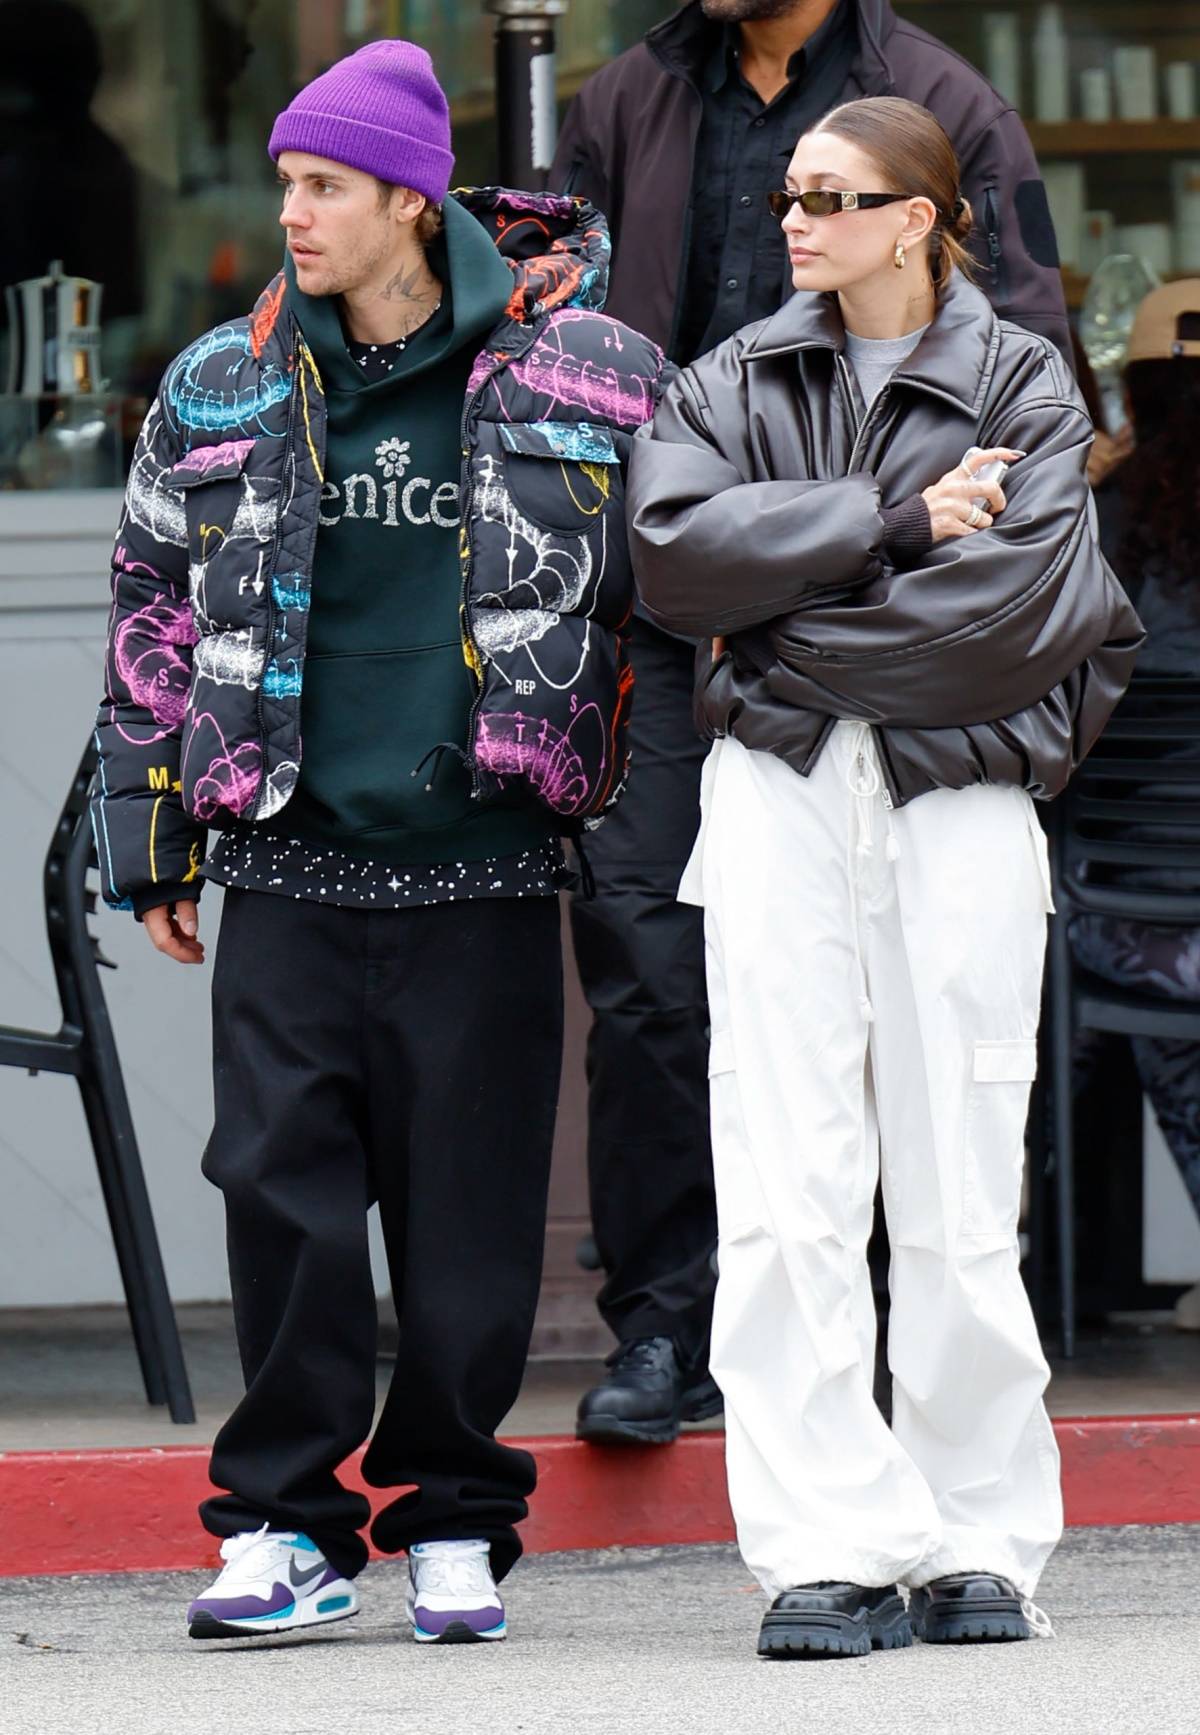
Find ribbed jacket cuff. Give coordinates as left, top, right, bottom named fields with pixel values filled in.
left=880, top=493, right=933, bottom=562
left=131, top=882, right=202, bottom=922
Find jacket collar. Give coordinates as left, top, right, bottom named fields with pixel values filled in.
left=646, top=0, right=895, bottom=97
left=743, top=269, right=1000, bottom=417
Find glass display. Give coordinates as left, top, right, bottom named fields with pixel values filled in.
left=3, top=1, right=1196, bottom=489
left=0, top=0, right=657, bottom=492
left=906, top=1, right=1200, bottom=308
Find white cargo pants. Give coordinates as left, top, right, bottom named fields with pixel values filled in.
left=680, top=726, right=1063, bottom=1600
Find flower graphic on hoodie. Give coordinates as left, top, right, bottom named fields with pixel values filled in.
left=375, top=437, right=412, bottom=479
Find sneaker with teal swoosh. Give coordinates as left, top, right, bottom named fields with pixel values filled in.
left=407, top=1540, right=507, bottom=1644
left=187, top=1525, right=359, bottom=1639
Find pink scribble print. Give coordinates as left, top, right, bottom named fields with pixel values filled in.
left=113, top=588, right=198, bottom=732
left=508, top=313, right=655, bottom=429
left=475, top=707, right=607, bottom=815
left=181, top=711, right=262, bottom=820
left=172, top=438, right=256, bottom=477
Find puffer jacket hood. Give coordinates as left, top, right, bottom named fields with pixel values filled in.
left=92, top=188, right=666, bottom=913
left=628, top=271, right=1141, bottom=804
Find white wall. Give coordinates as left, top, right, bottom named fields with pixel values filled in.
left=0, top=491, right=567, bottom=1316
left=0, top=492, right=232, bottom=1304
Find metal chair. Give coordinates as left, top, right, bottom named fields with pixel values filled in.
left=1048, top=675, right=1200, bottom=1357
left=0, top=739, right=194, bottom=1422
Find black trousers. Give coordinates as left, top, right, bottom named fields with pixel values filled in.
left=200, top=888, right=563, bottom=1583
left=570, top=617, right=717, bottom=1368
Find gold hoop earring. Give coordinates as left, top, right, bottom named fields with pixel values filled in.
left=894, top=240, right=907, bottom=270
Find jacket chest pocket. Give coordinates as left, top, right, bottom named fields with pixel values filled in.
left=495, top=420, right=623, bottom=540
left=166, top=440, right=282, bottom=632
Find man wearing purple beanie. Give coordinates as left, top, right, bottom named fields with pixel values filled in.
left=90, top=40, right=666, bottom=1645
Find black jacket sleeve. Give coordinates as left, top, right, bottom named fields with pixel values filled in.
left=763, top=397, right=1113, bottom=725
left=958, top=108, right=1072, bottom=367
left=628, top=366, right=885, bottom=638
left=549, top=88, right=613, bottom=217
left=91, top=392, right=207, bottom=912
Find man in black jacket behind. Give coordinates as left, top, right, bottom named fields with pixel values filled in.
left=551, top=0, right=1069, bottom=1444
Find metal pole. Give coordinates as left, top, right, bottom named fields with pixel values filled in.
left=484, top=0, right=568, bottom=190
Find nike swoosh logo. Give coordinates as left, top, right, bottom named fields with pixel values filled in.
left=289, top=1558, right=329, bottom=1589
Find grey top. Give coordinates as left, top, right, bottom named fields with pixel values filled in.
left=842, top=322, right=930, bottom=412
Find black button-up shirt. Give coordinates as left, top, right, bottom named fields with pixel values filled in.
left=674, top=4, right=858, bottom=364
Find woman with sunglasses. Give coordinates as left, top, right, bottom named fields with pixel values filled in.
left=628, top=96, right=1140, bottom=1661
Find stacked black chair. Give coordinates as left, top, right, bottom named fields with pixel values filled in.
left=0, top=739, right=194, bottom=1422
left=1047, top=675, right=1200, bottom=1357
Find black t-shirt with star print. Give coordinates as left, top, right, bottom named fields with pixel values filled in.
left=347, top=330, right=423, bottom=381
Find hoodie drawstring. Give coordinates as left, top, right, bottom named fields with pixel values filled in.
left=410, top=740, right=472, bottom=790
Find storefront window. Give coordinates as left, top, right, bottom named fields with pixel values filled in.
left=3, top=1, right=1197, bottom=489
left=905, top=4, right=1199, bottom=297
left=0, top=0, right=653, bottom=492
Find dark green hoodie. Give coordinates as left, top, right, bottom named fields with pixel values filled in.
left=267, top=199, right=552, bottom=864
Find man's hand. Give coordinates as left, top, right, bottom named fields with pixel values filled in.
left=921, top=447, right=1023, bottom=543
left=143, top=899, right=204, bottom=965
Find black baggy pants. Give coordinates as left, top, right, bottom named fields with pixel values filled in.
left=199, top=888, right=563, bottom=1583
left=569, top=617, right=717, bottom=1369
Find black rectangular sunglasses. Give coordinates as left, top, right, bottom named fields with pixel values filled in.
left=767, top=189, right=914, bottom=219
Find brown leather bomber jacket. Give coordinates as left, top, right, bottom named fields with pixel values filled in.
left=627, top=272, right=1144, bottom=808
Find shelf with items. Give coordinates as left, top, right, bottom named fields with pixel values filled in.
left=1061, top=268, right=1191, bottom=308
left=1027, top=120, right=1200, bottom=155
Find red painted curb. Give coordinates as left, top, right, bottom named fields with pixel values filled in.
left=3, top=1416, right=1197, bottom=1578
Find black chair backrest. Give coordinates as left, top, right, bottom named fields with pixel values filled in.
left=1058, top=676, right=1200, bottom=923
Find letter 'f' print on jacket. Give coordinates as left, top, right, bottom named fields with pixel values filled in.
left=92, top=189, right=667, bottom=912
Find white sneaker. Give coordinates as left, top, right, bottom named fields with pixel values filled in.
left=187, top=1525, right=359, bottom=1639
left=406, top=1539, right=507, bottom=1644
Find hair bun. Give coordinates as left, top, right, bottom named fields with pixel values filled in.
left=951, top=195, right=973, bottom=239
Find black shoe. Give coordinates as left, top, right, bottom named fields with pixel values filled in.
left=908, top=1573, right=1031, bottom=1644
left=679, top=1370, right=724, bottom=1424
left=758, top=1582, right=912, bottom=1659
left=576, top=1337, right=719, bottom=1445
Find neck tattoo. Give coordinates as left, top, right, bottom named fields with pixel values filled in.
left=377, top=264, right=442, bottom=335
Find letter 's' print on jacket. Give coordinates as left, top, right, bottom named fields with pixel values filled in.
left=92, top=189, right=667, bottom=911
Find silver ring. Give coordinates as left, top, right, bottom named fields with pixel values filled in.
left=967, top=503, right=984, bottom=528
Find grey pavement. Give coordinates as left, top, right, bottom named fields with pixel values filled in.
left=3, top=1305, right=1198, bottom=1451
left=6, top=1527, right=1200, bottom=1735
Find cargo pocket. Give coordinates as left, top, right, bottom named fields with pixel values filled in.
left=496, top=420, right=621, bottom=537
left=961, top=1037, right=1038, bottom=1245
left=167, top=439, right=281, bottom=632
left=708, top=1028, right=768, bottom=1242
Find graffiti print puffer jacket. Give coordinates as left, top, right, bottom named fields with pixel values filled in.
left=91, top=188, right=666, bottom=911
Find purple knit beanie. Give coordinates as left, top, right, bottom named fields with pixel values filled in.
left=268, top=41, right=453, bottom=204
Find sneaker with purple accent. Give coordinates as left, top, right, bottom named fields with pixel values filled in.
left=187, top=1525, right=359, bottom=1639
left=406, top=1540, right=507, bottom=1644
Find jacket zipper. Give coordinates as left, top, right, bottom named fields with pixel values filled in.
left=982, top=186, right=1007, bottom=305
left=458, top=377, right=486, bottom=798
left=251, top=347, right=300, bottom=816
left=833, top=351, right=901, bottom=811
left=837, top=352, right=891, bottom=475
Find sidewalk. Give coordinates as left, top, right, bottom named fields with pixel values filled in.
left=7, top=1529, right=1198, bottom=1735
left=3, top=1303, right=1199, bottom=1451
left=3, top=1306, right=1199, bottom=1577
